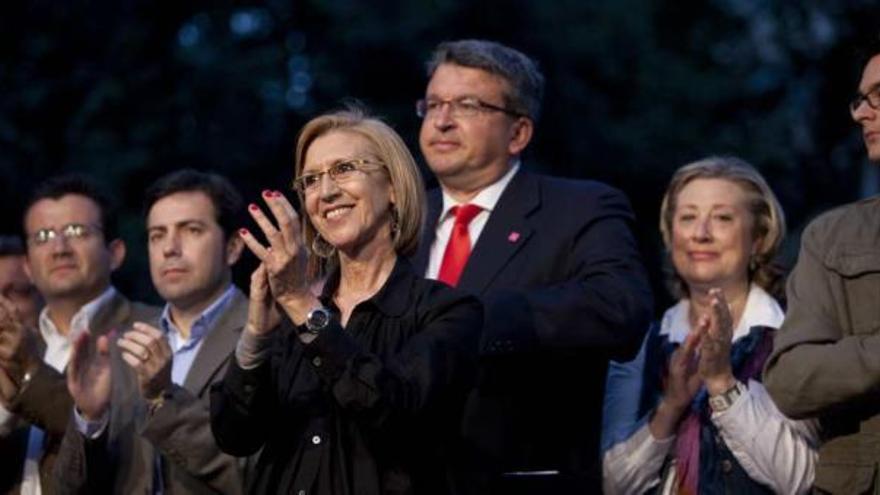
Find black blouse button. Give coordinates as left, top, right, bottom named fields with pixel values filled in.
left=721, top=459, right=733, bottom=473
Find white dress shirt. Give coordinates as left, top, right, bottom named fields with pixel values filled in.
left=601, top=285, right=820, bottom=495
left=425, top=163, right=519, bottom=279
left=19, top=286, right=118, bottom=495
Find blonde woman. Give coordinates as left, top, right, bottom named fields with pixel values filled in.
left=601, top=157, right=818, bottom=494
left=211, top=109, right=482, bottom=495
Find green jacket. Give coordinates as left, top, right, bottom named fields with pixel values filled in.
left=765, top=196, right=880, bottom=495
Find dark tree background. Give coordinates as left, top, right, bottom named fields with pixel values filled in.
left=1, top=0, right=878, bottom=310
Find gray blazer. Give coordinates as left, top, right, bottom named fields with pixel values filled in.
left=52, top=288, right=249, bottom=495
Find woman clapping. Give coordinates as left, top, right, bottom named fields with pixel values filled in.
left=211, top=109, right=481, bottom=495
left=601, top=157, right=818, bottom=494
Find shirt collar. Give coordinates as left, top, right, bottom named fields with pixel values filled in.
left=160, top=284, right=236, bottom=344
left=439, top=161, right=520, bottom=221
left=319, top=257, right=413, bottom=318
left=39, top=286, right=118, bottom=344
left=659, top=284, right=784, bottom=344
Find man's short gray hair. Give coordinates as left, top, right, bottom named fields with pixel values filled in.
left=426, top=39, right=545, bottom=121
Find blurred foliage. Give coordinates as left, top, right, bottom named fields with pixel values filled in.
left=0, top=0, right=878, bottom=309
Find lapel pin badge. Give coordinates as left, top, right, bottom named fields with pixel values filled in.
left=507, top=231, right=521, bottom=243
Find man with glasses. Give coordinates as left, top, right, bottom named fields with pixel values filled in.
left=765, top=38, right=880, bottom=494
left=412, top=39, right=653, bottom=494
left=0, top=175, right=158, bottom=494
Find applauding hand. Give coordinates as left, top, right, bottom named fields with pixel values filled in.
left=0, top=295, right=40, bottom=404
left=67, top=331, right=113, bottom=421
left=699, top=288, right=736, bottom=395
left=240, top=190, right=319, bottom=326
left=117, top=322, right=173, bottom=400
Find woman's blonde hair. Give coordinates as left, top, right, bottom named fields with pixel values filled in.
left=293, top=108, right=425, bottom=279
left=659, top=156, right=786, bottom=298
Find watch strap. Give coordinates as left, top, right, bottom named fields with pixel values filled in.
left=708, top=381, right=745, bottom=412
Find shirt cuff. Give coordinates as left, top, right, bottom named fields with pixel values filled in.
left=73, top=407, right=108, bottom=440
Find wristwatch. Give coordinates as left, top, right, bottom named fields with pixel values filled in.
left=303, top=306, right=332, bottom=335
left=708, top=381, right=746, bottom=412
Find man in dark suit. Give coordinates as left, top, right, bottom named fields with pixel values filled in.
left=412, top=39, right=653, bottom=494
left=53, top=170, right=248, bottom=494
left=0, top=175, right=159, bottom=495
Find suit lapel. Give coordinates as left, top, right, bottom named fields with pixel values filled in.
left=182, top=289, right=248, bottom=396
left=412, top=188, right=443, bottom=276
left=90, top=291, right=132, bottom=336
left=457, top=171, right=540, bottom=295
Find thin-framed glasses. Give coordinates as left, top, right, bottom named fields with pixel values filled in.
left=850, top=86, right=880, bottom=114
left=416, top=97, right=524, bottom=119
left=27, top=223, right=103, bottom=246
left=292, top=158, right=386, bottom=194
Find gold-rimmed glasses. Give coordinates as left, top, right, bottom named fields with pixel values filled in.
left=292, top=158, right=386, bottom=195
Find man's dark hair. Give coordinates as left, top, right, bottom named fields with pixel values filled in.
left=24, top=174, right=118, bottom=242
left=426, top=39, right=545, bottom=121
left=0, top=235, right=25, bottom=256
left=855, top=32, right=880, bottom=76
left=143, top=169, right=244, bottom=240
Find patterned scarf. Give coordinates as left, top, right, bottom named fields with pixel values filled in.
left=656, top=326, right=774, bottom=495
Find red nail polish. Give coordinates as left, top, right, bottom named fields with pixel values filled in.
left=249, top=204, right=258, bottom=211
left=273, top=190, right=282, bottom=197
left=239, top=228, right=249, bottom=236
left=262, top=189, right=272, bottom=197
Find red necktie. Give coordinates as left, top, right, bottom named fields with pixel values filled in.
left=438, top=204, right=482, bottom=287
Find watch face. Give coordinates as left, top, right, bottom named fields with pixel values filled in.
left=307, top=307, right=331, bottom=332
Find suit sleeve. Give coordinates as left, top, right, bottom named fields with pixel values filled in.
left=764, top=220, right=880, bottom=421
left=141, top=384, right=244, bottom=494
left=482, top=186, right=653, bottom=362
left=9, top=360, right=72, bottom=435
left=51, top=414, right=114, bottom=495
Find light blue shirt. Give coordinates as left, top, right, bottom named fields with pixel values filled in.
left=160, top=284, right=237, bottom=386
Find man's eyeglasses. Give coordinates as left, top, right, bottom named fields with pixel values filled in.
left=292, top=159, right=386, bottom=194
left=416, top=97, right=524, bottom=119
left=850, top=86, right=880, bottom=114
left=27, top=223, right=103, bottom=246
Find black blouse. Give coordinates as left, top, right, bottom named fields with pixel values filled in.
left=210, top=259, right=482, bottom=495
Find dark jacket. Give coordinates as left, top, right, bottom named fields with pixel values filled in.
left=413, top=170, right=653, bottom=494
left=210, top=259, right=482, bottom=495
